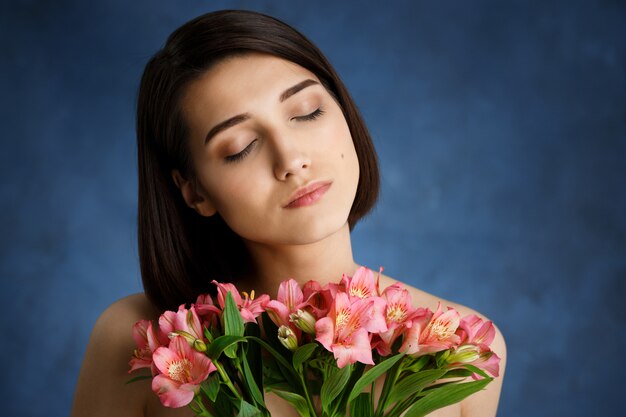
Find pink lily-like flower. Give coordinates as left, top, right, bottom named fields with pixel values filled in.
left=152, top=336, right=217, bottom=408
left=341, top=266, right=381, bottom=300
left=452, top=314, right=501, bottom=378
left=446, top=344, right=501, bottom=379
left=265, top=279, right=305, bottom=329
left=159, top=305, right=204, bottom=342
left=194, top=293, right=221, bottom=327
left=400, top=303, right=461, bottom=356
left=212, top=280, right=270, bottom=323
left=372, top=283, right=416, bottom=356
left=302, top=280, right=333, bottom=318
left=471, top=350, right=501, bottom=378
left=129, top=319, right=168, bottom=375
left=316, top=292, right=387, bottom=368
left=456, top=314, right=496, bottom=347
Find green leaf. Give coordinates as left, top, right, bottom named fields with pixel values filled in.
left=201, top=372, right=221, bottom=402
left=403, top=377, right=493, bottom=417
left=125, top=374, right=152, bottom=384
left=441, top=368, right=473, bottom=378
left=241, top=349, right=266, bottom=408
left=204, top=326, right=214, bottom=343
left=223, top=292, right=245, bottom=358
left=246, top=336, right=299, bottom=383
left=293, top=343, right=318, bottom=371
left=462, top=364, right=491, bottom=379
left=321, top=364, right=352, bottom=415
left=402, top=355, right=431, bottom=373
left=349, top=392, right=372, bottom=417
left=205, top=335, right=247, bottom=360
left=213, top=390, right=239, bottom=415
left=347, top=353, right=405, bottom=403
left=243, top=323, right=265, bottom=402
left=386, top=369, right=447, bottom=405
left=266, top=387, right=310, bottom=417
left=236, top=399, right=262, bottom=417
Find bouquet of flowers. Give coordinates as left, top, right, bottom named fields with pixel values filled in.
left=129, top=267, right=500, bottom=417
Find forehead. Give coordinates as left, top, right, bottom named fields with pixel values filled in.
left=181, top=53, right=320, bottom=122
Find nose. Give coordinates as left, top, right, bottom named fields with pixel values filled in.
left=270, top=129, right=311, bottom=181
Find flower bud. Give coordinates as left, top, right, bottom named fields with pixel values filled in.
left=447, top=344, right=480, bottom=364
left=193, top=339, right=208, bottom=352
left=277, top=325, right=298, bottom=351
left=289, top=309, right=317, bottom=335
left=169, top=330, right=195, bottom=344
left=169, top=330, right=207, bottom=353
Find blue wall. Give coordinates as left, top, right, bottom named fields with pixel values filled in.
left=1, top=1, right=624, bottom=416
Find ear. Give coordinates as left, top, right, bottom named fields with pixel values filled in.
left=171, top=170, right=217, bottom=217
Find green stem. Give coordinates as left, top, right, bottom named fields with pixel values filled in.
left=374, top=357, right=404, bottom=417
left=193, top=396, right=215, bottom=417
left=214, top=361, right=242, bottom=400
left=298, top=364, right=318, bottom=417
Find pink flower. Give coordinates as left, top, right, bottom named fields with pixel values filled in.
left=152, top=336, right=217, bottom=408
left=471, top=351, right=501, bottom=378
left=451, top=314, right=501, bottom=378
left=302, top=280, right=333, bottom=318
left=265, top=279, right=305, bottom=329
left=447, top=344, right=501, bottom=379
left=194, top=293, right=221, bottom=326
left=159, top=305, right=204, bottom=341
left=316, top=292, right=387, bottom=368
left=456, top=314, right=496, bottom=347
left=372, top=284, right=416, bottom=356
left=400, top=303, right=461, bottom=356
left=341, top=266, right=381, bottom=300
left=129, top=319, right=168, bottom=375
left=212, top=280, right=269, bottom=323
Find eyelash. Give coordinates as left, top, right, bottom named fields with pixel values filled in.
left=293, top=107, right=325, bottom=121
left=224, top=107, right=325, bottom=163
left=225, top=139, right=257, bottom=163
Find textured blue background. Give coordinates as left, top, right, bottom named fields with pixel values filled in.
left=1, top=1, right=624, bottom=416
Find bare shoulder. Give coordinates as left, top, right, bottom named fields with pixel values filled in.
left=379, top=274, right=507, bottom=417
left=72, top=294, right=193, bottom=417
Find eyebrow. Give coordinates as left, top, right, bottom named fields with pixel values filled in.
left=204, top=79, right=320, bottom=145
left=279, top=79, right=319, bottom=102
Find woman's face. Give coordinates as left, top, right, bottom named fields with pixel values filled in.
left=178, top=53, right=360, bottom=246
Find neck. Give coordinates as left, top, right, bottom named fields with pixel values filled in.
left=241, top=222, right=359, bottom=297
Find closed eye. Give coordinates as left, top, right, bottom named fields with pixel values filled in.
left=225, top=139, right=257, bottom=163
left=293, top=108, right=325, bottom=122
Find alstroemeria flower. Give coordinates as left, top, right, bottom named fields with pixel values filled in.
left=341, top=266, right=381, bottom=300
left=265, top=279, right=305, bottom=329
left=451, top=314, right=500, bottom=378
left=212, top=280, right=269, bottom=323
left=372, top=283, right=416, bottom=356
left=400, top=303, right=461, bottom=356
left=456, top=314, right=496, bottom=347
left=159, top=305, right=204, bottom=342
left=129, top=319, right=168, bottom=375
left=302, top=280, right=333, bottom=318
left=470, top=350, right=501, bottom=378
left=152, top=336, right=217, bottom=408
left=194, top=293, right=221, bottom=327
left=316, top=292, right=387, bottom=368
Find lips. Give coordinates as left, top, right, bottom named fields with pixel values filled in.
left=283, top=181, right=333, bottom=208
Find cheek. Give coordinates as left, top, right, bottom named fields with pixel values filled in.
left=203, top=165, right=269, bottom=223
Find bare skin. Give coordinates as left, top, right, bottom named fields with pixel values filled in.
left=72, top=54, right=506, bottom=416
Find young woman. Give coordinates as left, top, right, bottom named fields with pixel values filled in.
left=72, top=10, right=506, bottom=417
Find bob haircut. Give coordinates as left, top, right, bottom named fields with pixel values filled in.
left=137, top=9, right=380, bottom=311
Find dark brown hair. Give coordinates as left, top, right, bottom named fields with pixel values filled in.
left=137, top=10, right=379, bottom=311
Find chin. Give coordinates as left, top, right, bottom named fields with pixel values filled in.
left=296, top=216, right=349, bottom=245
